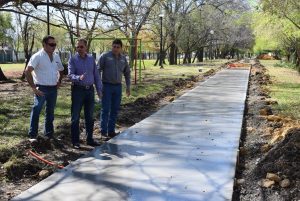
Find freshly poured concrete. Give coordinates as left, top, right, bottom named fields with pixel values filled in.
left=13, top=69, right=250, bottom=201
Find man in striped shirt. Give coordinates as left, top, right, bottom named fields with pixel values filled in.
left=25, top=35, right=64, bottom=142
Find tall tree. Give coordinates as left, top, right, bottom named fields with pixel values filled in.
left=103, top=0, right=159, bottom=66
left=260, top=0, right=300, bottom=69
left=0, top=13, right=13, bottom=45
left=261, top=0, right=300, bottom=30
left=53, top=0, right=112, bottom=53
left=0, top=13, right=13, bottom=80
left=16, top=14, right=35, bottom=78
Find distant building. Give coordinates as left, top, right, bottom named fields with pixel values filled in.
left=0, top=46, right=13, bottom=63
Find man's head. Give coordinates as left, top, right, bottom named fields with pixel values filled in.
left=112, top=39, right=123, bottom=56
left=76, top=38, right=88, bottom=57
left=42, top=35, right=56, bottom=54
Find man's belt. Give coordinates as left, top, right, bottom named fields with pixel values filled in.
left=102, top=82, right=121, bottom=86
left=72, top=84, right=94, bottom=90
left=36, top=84, right=57, bottom=88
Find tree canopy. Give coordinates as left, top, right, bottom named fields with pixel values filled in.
left=0, top=13, right=13, bottom=45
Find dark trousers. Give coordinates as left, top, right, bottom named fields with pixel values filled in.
left=101, top=83, right=122, bottom=134
left=71, top=85, right=95, bottom=144
left=29, top=85, right=57, bottom=138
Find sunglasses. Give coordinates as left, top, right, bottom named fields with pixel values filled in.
left=76, top=45, right=85, bottom=49
left=47, top=43, right=57, bottom=47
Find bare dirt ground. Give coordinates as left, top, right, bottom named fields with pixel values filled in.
left=233, top=60, right=300, bottom=201
left=0, top=65, right=220, bottom=201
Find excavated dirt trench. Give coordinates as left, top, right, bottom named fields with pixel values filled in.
left=233, top=60, right=300, bottom=201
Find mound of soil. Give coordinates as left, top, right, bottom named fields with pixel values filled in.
left=257, top=54, right=279, bottom=60
left=254, top=128, right=300, bottom=180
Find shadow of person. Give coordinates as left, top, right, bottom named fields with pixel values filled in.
left=92, top=142, right=144, bottom=161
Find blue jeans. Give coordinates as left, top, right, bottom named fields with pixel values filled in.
left=29, top=85, right=57, bottom=138
left=71, top=86, right=95, bottom=144
left=101, top=83, right=122, bottom=134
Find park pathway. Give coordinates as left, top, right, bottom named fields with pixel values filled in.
left=13, top=67, right=250, bottom=201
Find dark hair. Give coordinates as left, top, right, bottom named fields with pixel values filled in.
left=42, top=35, right=55, bottom=44
left=76, top=38, right=88, bottom=46
left=112, top=39, right=123, bottom=47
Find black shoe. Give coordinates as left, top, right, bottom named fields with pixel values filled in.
left=87, top=140, right=100, bottom=147
left=108, top=131, right=119, bottom=138
left=101, top=135, right=110, bottom=141
left=73, top=143, right=81, bottom=149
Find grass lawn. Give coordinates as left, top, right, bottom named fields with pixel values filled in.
left=260, top=60, right=300, bottom=119
left=0, top=63, right=25, bottom=72
left=123, top=59, right=226, bottom=104
left=0, top=59, right=225, bottom=150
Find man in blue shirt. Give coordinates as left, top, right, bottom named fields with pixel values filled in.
left=98, top=39, right=131, bottom=139
left=68, top=38, right=102, bottom=149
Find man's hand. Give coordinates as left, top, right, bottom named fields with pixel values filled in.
left=32, top=87, right=44, bottom=96
left=79, top=72, right=87, bottom=81
left=126, top=88, right=130, bottom=97
left=96, top=91, right=102, bottom=104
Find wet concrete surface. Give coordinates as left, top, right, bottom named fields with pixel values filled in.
left=13, top=69, right=250, bottom=201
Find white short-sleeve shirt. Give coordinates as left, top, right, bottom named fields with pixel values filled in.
left=27, top=49, right=64, bottom=86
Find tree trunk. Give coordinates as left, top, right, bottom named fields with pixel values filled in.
left=192, top=52, right=197, bottom=63
left=174, top=47, right=178, bottom=64
left=287, top=54, right=290, bottom=62
left=162, top=51, right=167, bottom=65
left=198, top=47, right=204, bottom=62
left=169, top=42, right=176, bottom=65
left=230, top=49, right=235, bottom=59
left=0, top=67, right=8, bottom=81
left=296, top=49, right=300, bottom=73
left=154, top=53, right=159, bottom=66
left=183, top=52, right=191, bottom=64
left=129, top=38, right=137, bottom=69
left=14, top=50, right=19, bottom=62
left=21, top=57, right=30, bottom=79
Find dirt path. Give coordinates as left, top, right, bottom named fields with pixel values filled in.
left=233, top=60, right=300, bottom=201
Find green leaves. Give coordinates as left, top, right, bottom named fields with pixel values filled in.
left=0, top=13, right=13, bottom=44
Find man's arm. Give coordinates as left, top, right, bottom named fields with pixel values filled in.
left=94, top=60, right=102, bottom=98
left=97, top=53, right=105, bottom=77
left=57, top=70, right=64, bottom=88
left=25, top=66, right=44, bottom=96
left=67, top=57, right=80, bottom=82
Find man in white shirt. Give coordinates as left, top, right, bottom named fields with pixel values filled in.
left=25, top=35, right=64, bottom=141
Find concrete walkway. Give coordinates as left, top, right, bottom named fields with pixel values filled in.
left=13, top=68, right=250, bottom=201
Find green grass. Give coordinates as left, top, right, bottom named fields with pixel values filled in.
left=122, top=59, right=225, bottom=104
left=0, top=59, right=224, bottom=151
left=0, top=63, right=25, bottom=72
left=260, top=60, right=300, bottom=119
